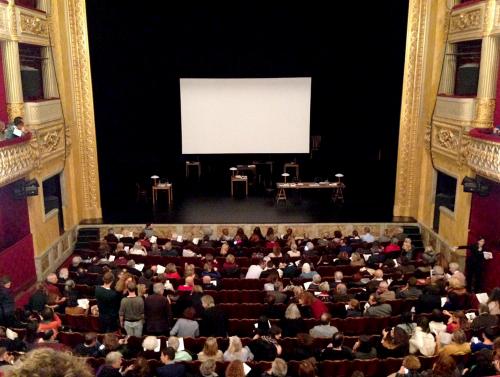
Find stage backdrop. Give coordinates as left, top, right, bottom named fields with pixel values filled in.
left=468, top=177, right=500, bottom=292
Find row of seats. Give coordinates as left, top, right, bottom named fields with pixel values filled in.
left=56, top=332, right=380, bottom=352
left=84, top=356, right=438, bottom=377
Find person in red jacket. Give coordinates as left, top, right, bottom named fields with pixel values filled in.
left=299, top=292, right=328, bottom=319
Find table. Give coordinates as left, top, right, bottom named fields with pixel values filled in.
left=283, top=162, right=299, bottom=178
left=185, top=161, right=201, bottom=178
left=231, top=175, right=248, bottom=197
left=152, top=183, right=173, bottom=207
left=276, top=181, right=345, bottom=203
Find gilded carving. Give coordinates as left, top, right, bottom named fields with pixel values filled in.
left=0, top=137, right=34, bottom=186
left=65, top=0, right=101, bottom=217
left=6, top=102, right=24, bottom=120
left=467, top=136, right=500, bottom=182
left=473, top=98, right=495, bottom=128
left=40, top=129, right=61, bottom=153
left=424, top=125, right=431, bottom=151
left=437, top=129, right=459, bottom=150
left=450, top=9, right=482, bottom=33
left=19, top=13, right=48, bottom=37
left=394, top=0, right=427, bottom=216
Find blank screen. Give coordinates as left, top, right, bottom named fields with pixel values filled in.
left=180, top=78, right=311, bottom=154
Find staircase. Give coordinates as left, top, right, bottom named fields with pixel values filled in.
left=74, top=227, right=100, bottom=250
left=402, top=225, right=425, bottom=256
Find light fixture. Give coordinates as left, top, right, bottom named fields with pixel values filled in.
left=230, top=167, right=237, bottom=177
left=282, top=172, right=290, bottom=183
left=150, top=175, right=160, bottom=186
left=335, top=173, right=344, bottom=183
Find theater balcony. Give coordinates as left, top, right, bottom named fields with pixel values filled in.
left=24, top=99, right=63, bottom=126
left=434, top=95, right=476, bottom=124
left=466, top=128, right=500, bottom=182
left=0, top=133, right=35, bottom=187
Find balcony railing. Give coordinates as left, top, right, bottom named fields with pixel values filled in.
left=24, top=99, right=63, bottom=125
left=0, top=133, right=34, bottom=186
left=467, top=128, right=500, bottom=182
left=434, top=95, right=476, bottom=123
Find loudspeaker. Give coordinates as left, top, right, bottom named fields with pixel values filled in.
left=461, top=176, right=490, bottom=197
left=13, top=179, right=39, bottom=199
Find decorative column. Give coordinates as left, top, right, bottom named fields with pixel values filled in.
left=37, top=0, right=50, bottom=14
left=41, top=47, right=58, bottom=99
left=439, top=43, right=457, bottom=95
left=473, top=36, right=499, bottom=128
left=2, top=41, right=24, bottom=120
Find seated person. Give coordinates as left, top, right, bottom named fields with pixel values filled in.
left=470, top=326, right=496, bottom=353
left=319, top=332, right=353, bottom=361
left=73, top=332, right=102, bottom=357
left=364, top=294, right=392, bottom=317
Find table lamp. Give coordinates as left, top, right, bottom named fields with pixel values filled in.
left=229, top=167, right=237, bottom=177
left=335, top=173, right=344, bottom=183
left=150, top=175, right=160, bottom=186
left=282, top=172, right=290, bottom=183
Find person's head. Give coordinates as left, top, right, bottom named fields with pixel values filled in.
left=448, top=276, right=464, bottom=290
left=336, top=283, right=347, bottom=295
left=305, top=242, right=314, bottom=251
left=477, top=237, right=486, bottom=247
left=452, top=329, right=466, bottom=344
left=103, top=333, right=120, bottom=351
left=202, top=337, right=219, bottom=356
left=351, top=252, right=362, bottom=262
left=127, top=259, right=136, bottom=268
left=285, top=303, right=301, bottom=320
left=152, top=282, right=164, bottom=296
left=400, top=311, right=413, bottom=325
left=334, top=230, right=342, bottom=239
left=271, top=358, right=288, bottom=377
left=319, top=281, right=330, bottom=293
left=160, top=347, right=176, bottom=364
left=103, top=271, right=114, bottom=285
left=356, top=335, right=372, bottom=353
left=226, top=360, right=245, bottom=377
left=8, top=348, right=94, bottom=377
left=226, top=254, right=235, bottom=264
left=448, top=262, right=460, bottom=274
left=41, top=307, right=55, bottom=321
left=489, top=287, right=500, bottom=302
left=202, top=275, right=212, bottom=285
left=298, top=359, right=316, bottom=377
left=183, top=306, right=196, bottom=320
left=301, top=263, right=311, bottom=273
left=46, top=273, right=58, bottom=284
left=84, top=332, right=97, bottom=346
left=348, top=298, right=359, bottom=310
left=377, top=281, right=389, bottom=294
left=58, top=268, right=69, bottom=280
left=364, top=227, right=371, bottom=234
left=200, top=359, right=217, bottom=377
left=64, top=279, right=75, bottom=292
left=185, top=276, right=195, bottom=287
left=201, top=295, right=215, bottom=309
left=0, top=275, right=11, bottom=289
left=334, top=271, right=343, bottom=281
left=13, top=117, right=23, bottom=127
left=433, top=265, right=444, bottom=277
left=220, top=243, right=229, bottom=255
left=314, top=312, right=330, bottom=326
left=392, top=327, right=410, bottom=346
left=479, top=303, right=490, bottom=315
left=142, top=336, right=159, bottom=351
left=299, top=291, right=314, bottom=306
left=126, top=281, right=137, bottom=294
left=432, top=354, right=456, bottom=376
left=484, top=327, right=497, bottom=342
left=270, top=325, right=282, bottom=340
left=332, top=332, right=344, bottom=348
left=368, top=294, right=379, bottom=306
left=227, top=336, right=243, bottom=354
left=167, top=336, right=180, bottom=351
left=402, top=355, right=421, bottom=371
left=338, top=251, right=349, bottom=260
left=106, top=351, right=123, bottom=369
left=312, top=274, right=322, bottom=284
left=417, top=316, right=430, bottom=333
left=373, top=269, right=384, bottom=279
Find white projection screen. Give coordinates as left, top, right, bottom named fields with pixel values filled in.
left=180, top=78, right=311, bottom=154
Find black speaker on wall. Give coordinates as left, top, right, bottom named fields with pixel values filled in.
left=13, top=178, right=39, bottom=199
left=462, top=176, right=490, bottom=197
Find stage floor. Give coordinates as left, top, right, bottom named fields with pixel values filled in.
left=99, top=188, right=412, bottom=224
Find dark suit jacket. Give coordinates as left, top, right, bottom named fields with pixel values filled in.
left=157, top=363, right=186, bottom=377
left=200, top=306, right=228, bottom=337
left=144, top=294, right=172, bottom=334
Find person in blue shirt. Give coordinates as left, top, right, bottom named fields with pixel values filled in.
left=157, top=347, right=186, bottom=377
left=471, top=326, right=495, bottom=353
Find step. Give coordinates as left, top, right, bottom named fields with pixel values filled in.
left=78, top=228, right=100, bottom=237
left=402, top=226, right=420, bottom=235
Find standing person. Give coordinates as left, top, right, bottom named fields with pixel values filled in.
left=144, top=283, right=172, bottom=335
left=119, top=281, right=144, bottom=337
left=453, top=237, right=488, bottom=292
left=95, top=272, right=120, bottom=332
left=0, top=276, right=15, bottom=327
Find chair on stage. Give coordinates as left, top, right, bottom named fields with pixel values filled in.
left=135, top=182, right=148, bottom=202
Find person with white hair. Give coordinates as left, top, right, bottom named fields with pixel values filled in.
left=129, top=241, right=147, bottom=256
left=375, top=281, right=395, bottom=302
left=145, top=283, right=171, bottom=335
left=70, top=256, right=82, bottom=272
left=97, top=351, right=133, bottom=376
left=307, top=274, right=322, bottom=292
left=447, top=262, right=466, bottom=287
left=334, top=271, right=344, bottom=285
left=168, top=336, right=192, bottom=361
left=245, top=259, right=267, bottom=279
left=224, top=336, right=254, bottom=362
left=300, top=263, right=318, bottom=279
left=142, top=335, right=159, bottom=352
left=58, top=268, right=69, bottom=283
left=287, top=243, right=300, bottom=258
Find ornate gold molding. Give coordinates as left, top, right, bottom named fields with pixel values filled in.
left=65, top=0, right=101, bottom=219
left=394, top=0, right=428, bottom=216
left=437, top=128, right=459, bottom=150
left=450, top=9, right=482, bottom=32
left=473, top=97, right=495, bottom=128
left=0, top=137, right=34, bottom=186
left=467, top=136, right=500, bottom=181
left=6, top=102, right=23, bottom=120
left=19, top=13, right=48, bottom=37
